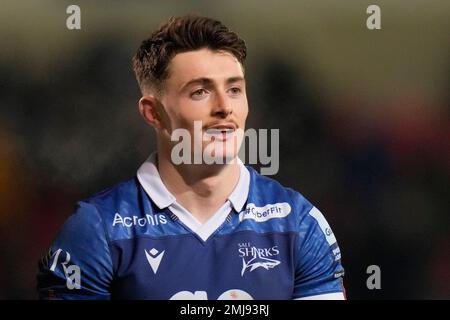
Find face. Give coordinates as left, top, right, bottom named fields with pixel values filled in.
left=152, top=48, right=249, bottom=164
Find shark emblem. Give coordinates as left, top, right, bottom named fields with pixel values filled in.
left=241, top=250, right=281, bottom=276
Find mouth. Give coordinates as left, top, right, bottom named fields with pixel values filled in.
left=204, top=124, right=237, bottom=142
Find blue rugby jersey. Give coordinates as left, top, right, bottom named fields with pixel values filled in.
left=37, top=156, right=345, bottom=300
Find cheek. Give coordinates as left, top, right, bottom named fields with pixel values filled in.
left=179, top=98, right=212, bottom=121
left=164, top=98, right=195, bottom=127
left=177, top=104, right=202, bottom=125
left=237, top=100, right=249, bottom=122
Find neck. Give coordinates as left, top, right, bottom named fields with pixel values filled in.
left=156, top=148, right=240, bottom=224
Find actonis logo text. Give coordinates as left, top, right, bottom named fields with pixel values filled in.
left=112, top=213, right=167, bottom=228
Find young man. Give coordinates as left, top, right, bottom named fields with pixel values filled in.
left=37, top=15, right=345, bottom=300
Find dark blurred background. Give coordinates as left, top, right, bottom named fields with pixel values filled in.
left=0, top=0, right=449, bottom=299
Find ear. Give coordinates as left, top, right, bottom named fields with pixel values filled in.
left=139, top=95, right=164, bottom=130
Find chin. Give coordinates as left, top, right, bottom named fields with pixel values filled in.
left=202, top=143, right=239, bottom=165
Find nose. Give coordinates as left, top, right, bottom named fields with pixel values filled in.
left=212, top=91, right=232, bottom=118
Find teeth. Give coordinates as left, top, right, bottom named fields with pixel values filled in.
left=207, top=128, right=234, bottom=134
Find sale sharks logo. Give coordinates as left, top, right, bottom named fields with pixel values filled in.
left=238, top=242, right=281, bottom=276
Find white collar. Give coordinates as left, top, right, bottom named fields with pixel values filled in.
left=137, top=152, right=250, bottom=214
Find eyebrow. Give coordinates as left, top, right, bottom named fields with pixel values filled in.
left=179, top=76, right=245, bottom=92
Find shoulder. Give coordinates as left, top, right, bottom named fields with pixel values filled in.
left=74, top=177, right=143, bottom=230
left=242, top=166, right=319, bottom=232
left=82, top=177, right=141, bottom=211
left=247, top=166, right=311, bottom=206
left=76, top=176, right=168, bottom=242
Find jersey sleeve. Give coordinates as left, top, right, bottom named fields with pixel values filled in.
left=293, top=206, right=346, bottom=300
left=37, top=201, right=114, bottom=300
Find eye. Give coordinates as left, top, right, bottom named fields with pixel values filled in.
left=191, top=88, right=208, bottom=99
left=228, top=87, right=242, bottom=95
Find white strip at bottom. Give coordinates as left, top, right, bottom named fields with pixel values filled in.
left=295, top=292, right=345, bottom=300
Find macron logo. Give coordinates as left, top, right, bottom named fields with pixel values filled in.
left=145, top=248, right=165, bottom=274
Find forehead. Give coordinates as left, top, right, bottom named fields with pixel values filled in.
left=167, top=48, right=244, bottom=85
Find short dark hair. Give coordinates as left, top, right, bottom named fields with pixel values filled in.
left=132, top=15, right=247, bottom=94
